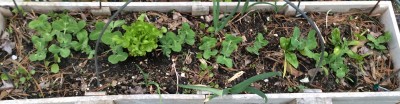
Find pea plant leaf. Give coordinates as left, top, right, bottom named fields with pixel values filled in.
left=48, top=44, right=61, bottom=54
left=160, top=32, right=183, bottom=57
left=28, top=14, right=51, bottom=33
left=199, top=36, right=218, bottom=59
left=220, top=34, right=242, bottom=57
left=246, top=33, right=269, bottom=55
left=178, top=22, right=196, bottom=45
left=50, top=63, right=60, bottom=73
left=216, top=55, right=233, bottom=68
left=108, top=51, right=129, bottom=64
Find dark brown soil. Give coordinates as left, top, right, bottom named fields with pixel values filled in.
left=0, top=9, right=397, bottom=100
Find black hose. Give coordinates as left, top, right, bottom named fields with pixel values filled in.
left=282, top=0, right=325, bottom=83
left=369, top=0, right=381, bottom=15
left=94, top=0, right=133, bottom=86
left=12, top=0, right=23, bottom=16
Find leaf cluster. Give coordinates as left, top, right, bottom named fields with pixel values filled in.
left=216, top=34, right=242, bottom=68
left=28, top=14, right=93, bottom=73
left=90, top=20, right=128, bottom=64
left=246, top=33, right=269, bottom=55
left=160, top=22, right=196, bottom=57
left=367, top=32, right=391, bottom=51
left=113, top=14, right=162, bottom=57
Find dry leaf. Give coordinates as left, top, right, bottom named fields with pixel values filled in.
left=370, top=31, right=382, bottom=37
left=287, top=64, right=303, bottom=77
left=227, top=71, right=245, bottom=83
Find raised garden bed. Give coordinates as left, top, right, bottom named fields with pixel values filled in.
left=0, top=1, right=399, bottom=103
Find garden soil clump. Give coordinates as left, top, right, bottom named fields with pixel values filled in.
left=0, top=10, right=397, bottom=99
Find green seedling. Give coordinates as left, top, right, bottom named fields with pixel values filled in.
left=160, top=22, right=196, bottom=57
left=136, top=65, right=162, bottom=103
left=367, top=32, right=391, bottom=51
left=280, top=27, right=301, bottom=76
left=90, top=20, right=128, bottom=64
left=217, top=34, right=242, bottom=68
left=246, top=33, right=269, bottom=55
left=28, top=14, right=94, bottom=73
left=199, top=36, right=218, bottom=59
left=179, top=72, right=281, bottom=103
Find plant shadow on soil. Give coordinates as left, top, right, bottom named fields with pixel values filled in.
left=1, top=9, right=398, bottom=99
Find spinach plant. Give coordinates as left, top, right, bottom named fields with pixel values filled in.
left=179, top=72, right=281, bottom=103
left=28, top=14, right=93, bottom=73
left=246, top=33, right=269, bottom=55
left=160, top=22, right=196, bottom=57
left=327, top=28, right=364, bottom=78
left=367, top=32, right=391, bottom=51
left=279, top=27, right=301, bottom=76
left=216, top=34, right=242, bottom=68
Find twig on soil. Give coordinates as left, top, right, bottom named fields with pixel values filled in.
left=10, top=60, right=43, bottom=97
left=234, top=10, right=255, bottom=23
left=171, top=56, right=179, bottom=94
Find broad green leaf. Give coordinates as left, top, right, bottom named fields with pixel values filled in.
left=246, top=33, right=268, bottom=55
left=77, top=20, right=86, bottom=31
left=292, top=27, right=300, bottom=39
left=89, top=22, right=106, bottom=40
left=285, top=52, right=299, bottom=68
left=31, top=36, right=47, bottom=50
left=221, top=34, right=242, bottom=56
left=1, top=74, right=9, bottom=80
left=331, top=28, right=341, bottom=46
left=203, top=49, right=218, bottom=59
left=50, top=64, right=60, bottom=73
left=231, top=72, right=280, bottom=94
left=102, top=31, right=117, bottom=45
left=305, top=29, right=317, bottom=50
left=244, top=87, right=268, bottom=103
left=111, top=20, right=125, bottom=29
left=108, top=52, right=128, bottom=64
left=28, top=14, right=51, bottom=32
left=336, top=68, right=346, bottom=78
left=199, top=36, right=217, bottom=50
left=70, top=41, right=81, bottom=51
left=29, top=51, right=46, bottom=61
left=77, top=30, right=88, bottom=41
left=19, top=77, right=26, bottom=84
left=216, top=55, right=233, bottom=68
left=178, top=85, right=224, bottom=96
left=48, top=44, right=61, bottom=54
left=30, top=69, right=36, bottom=75
left=179, top=22, right=196, bottom=45
left=279, top=37, right=290, bottom=50
left=59, top=48, right=70, bottom=58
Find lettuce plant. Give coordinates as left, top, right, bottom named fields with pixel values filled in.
left=113, top=14, right=162, bottom=57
